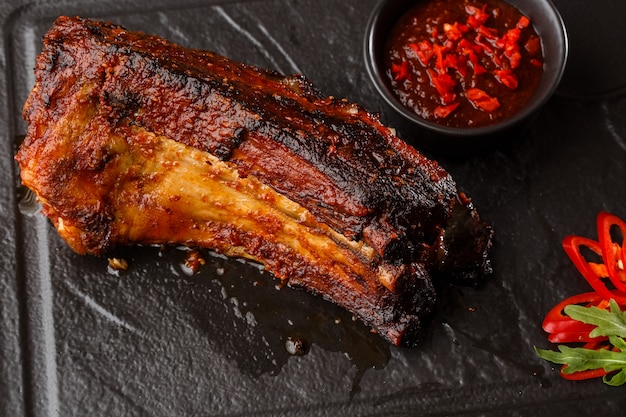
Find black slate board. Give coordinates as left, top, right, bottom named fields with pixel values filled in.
left=2, top=0, right=626, bottom=416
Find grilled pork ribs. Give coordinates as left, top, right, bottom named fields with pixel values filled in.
left=16, top=16, right=493, bottom=346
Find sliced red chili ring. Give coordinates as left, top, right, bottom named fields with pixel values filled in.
left=542, top=291, right=626, bottom=342
left=561, top=367, right=610, bottom=381
left=597, top=212, right=626, bottom=292
left=562, top=235, right=614, bottom=299
left=545, top=317, right=596, bottom=334
left=542, top=292, right=607, bottom=341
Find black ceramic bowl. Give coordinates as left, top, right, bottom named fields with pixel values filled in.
left=364, top=0, right=568, bottom=152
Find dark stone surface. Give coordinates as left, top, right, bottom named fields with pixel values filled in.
left=2, top=0, right=626, bottom=415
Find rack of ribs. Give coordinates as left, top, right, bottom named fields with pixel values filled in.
left=16, top=16, right=493, bottom=346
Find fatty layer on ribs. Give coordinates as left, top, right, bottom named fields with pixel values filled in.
left=16, top=16, right=493, bottom=346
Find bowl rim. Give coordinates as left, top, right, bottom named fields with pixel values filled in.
left=363, top=0, right=569, bottom=137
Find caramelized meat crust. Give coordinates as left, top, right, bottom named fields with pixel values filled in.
left=16, top=16, right=493, bottom=346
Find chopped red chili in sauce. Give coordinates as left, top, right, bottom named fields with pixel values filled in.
left=385, top=0, right=544, bottom=128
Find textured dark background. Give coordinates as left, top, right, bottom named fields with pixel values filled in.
left=2, top=0, right=626, bottom=415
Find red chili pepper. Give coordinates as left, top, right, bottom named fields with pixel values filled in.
left=473, top=37, right=496, bottom=57
left=432, top=43, right=448, bottom=72
left=465, top=4, right=490, bottom=27
left=443, top=53, right=458, bottom=71
left=391, top=61, right=410, bottom=81
left=466, top=88, right=500, bottom=112
left=563, top=235, right=616, bottom=299
left=464, top=50, right=486, bottom=75
left=434, top=102, right=459, bottom=119
left=542, top=292, right=611, bottom=343
left=466, top=15, right=480, bottom=30
left=471, top=43, right=484, bottom=54
left=561, top=368, right=610, bottom=381
left=517, top=15, right=530, bottom=29
left=503, top=27, right=521, bottom=44
left=524, top=36, right=541, bottom=55
left=539, top=213, right=626, bottom=383
left=427, top=69, right=457, bottom=104
left=493, top=54, right=506, bottom=69
left=494, top=69, right=518, bottom=89
left=455, top=55, right=469, bottom=77
left=443, top=22, right=463, bottom=41
left=410, top=41, right=434, bottom=67
left=530, top=58, right=543, bottom=67
left=509, top=51, right=522, bottom=69
left=477, top=25, right=498, bottom=41
left=473, top=62, right=487, bottom=75
left=502, top=40, right=522, bottom=69
left=597, top=212, right=626, bottom=292
left=457, top=38, right=473, bottom=52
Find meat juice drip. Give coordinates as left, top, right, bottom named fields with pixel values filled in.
left=170, top=247, right=391, bottom=387
left=385, top=0, right=544, bottom=128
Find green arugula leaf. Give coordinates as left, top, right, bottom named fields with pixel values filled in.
left=535, top=341, right=626, bottom=376
left=612, top=333, right=626, bottom=350
left=564, top=299, right=626, bottom=338
left=605, top=368, right=626, bottom=386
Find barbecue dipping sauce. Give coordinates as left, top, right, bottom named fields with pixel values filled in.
left=385, top=0, right=544, bottom=128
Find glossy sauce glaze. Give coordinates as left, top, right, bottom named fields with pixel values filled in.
left=385, top=0, right=544, bottom=128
